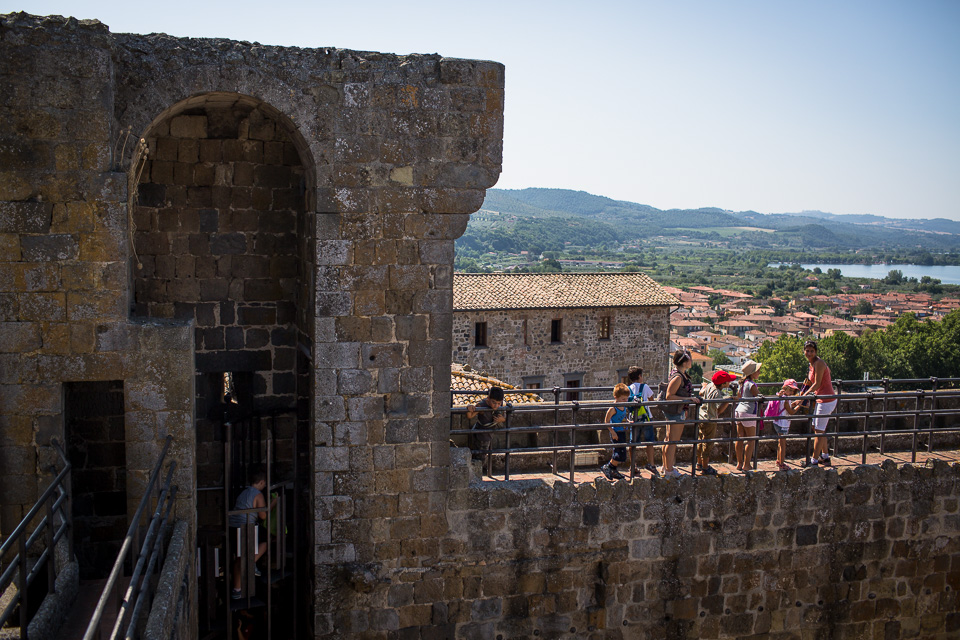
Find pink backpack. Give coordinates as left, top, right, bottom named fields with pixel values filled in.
left=763, top=399, right=783, bottom=419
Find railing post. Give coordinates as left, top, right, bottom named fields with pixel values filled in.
left=928, top=377, right=938, bottom=453
left=880, top=378, right=889, bottom=455
left=504, top=404, right=511, bottom=482
left=912, top=390, right=923, bottom=463
left=18, top=533, right=27, bottom=640
left=552, top=387, right=560, bottom=476
left=833, top=380, right=843, bottom=460
left=570, top=402, right=579, bottom=483
left=862, top=393, right=872, bottom=465
left=45, top=493, right=56, bottom=598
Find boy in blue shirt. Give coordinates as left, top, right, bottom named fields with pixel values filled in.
left=601, top=383, right=632, bottom=480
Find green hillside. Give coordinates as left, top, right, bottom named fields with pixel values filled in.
left=462, top=188, right=960, bottom=255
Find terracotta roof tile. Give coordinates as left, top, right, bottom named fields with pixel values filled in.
left=453, top=273, right=679, bottom=311
left=451, top=364, right=546, bottom=406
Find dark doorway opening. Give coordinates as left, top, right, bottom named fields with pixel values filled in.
left=64, top=380, right=127, bottom=580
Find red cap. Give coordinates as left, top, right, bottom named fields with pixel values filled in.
left=712, top=370, right=737, bottom=385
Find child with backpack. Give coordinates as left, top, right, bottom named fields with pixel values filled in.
left=626, top=366, right=658, bottom=476
left=764, top=378, right=801, bottom=470
left=600, top=383, right=632, bottom=481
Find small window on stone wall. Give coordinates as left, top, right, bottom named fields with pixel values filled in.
left=551, top=319, right=563, bottom=343
left=522, top=319, right=529, bottom=346
left=522, top=375, right=544, bottom=390
left=599, top=316, right=612, bottom=340
left=475, top=322, right=487, bottom=348
left=564, top=375, right=582, bottom=402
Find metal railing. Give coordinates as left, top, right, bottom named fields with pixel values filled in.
left=0, top=440, right=73, bottom=639
left=83, top=435, right=177, bottom=640
left=196, top=410, right=299, bottom=640
left=451, top=377, right=960, bottom=481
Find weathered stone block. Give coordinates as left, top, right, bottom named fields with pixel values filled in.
left=0, top=201, right=51, bottom=233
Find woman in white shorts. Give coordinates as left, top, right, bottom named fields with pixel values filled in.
left=734, top=360, right=763, bottom=472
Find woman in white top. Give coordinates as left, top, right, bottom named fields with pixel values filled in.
left=734, top=360, right=763, bottom=472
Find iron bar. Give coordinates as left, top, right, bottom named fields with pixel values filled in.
left=83, top=435, right=173, bottom=640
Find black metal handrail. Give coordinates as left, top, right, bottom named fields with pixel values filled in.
left=83, top=435, right=177, bottom=640
left=0, top=440, right=72, bottom=639
left=452, top=378, right=960, bottom=481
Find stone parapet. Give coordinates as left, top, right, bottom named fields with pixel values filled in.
left=320, top=459, right=960, bottom=639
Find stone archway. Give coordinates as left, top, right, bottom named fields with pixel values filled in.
left=129, top=92, right=316, bottom=506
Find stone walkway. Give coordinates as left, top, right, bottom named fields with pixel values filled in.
left=481, top=448, right=960, bottom=483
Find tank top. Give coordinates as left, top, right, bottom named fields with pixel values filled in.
left=610, top=406, right=629, bottom=424
left=229, top=485, right=261, bottom=528
left=736, top=379, right=759, bottom=415
left=809, top=359, right=833, bottom=404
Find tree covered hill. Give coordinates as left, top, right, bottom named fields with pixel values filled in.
left=461, top=188, right=960, bottom=255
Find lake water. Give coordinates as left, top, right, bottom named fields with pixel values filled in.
left=768, top=263, right=960, bottom=285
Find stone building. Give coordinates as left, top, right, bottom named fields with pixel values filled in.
left=452, top=272, right=679, bottom=392
left=3, top=13, right=959, bottom=640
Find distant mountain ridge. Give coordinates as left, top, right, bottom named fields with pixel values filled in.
left=469, top=188, right=960, bottom=252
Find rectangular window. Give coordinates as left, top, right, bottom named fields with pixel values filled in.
left=564, top=377, right=581, bottom=402
left=475, top=321, right=487, bottom=348
left=598, top=316, right=611, bottom=340
left=522, top=319, right=529, bottom=346
left=551, top=319, right=563, bottom=343
left=522, top=375, right=545, bottom=390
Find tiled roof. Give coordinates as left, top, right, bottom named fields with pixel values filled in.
left=453, top=273, right=679, bottom=311
left=450, top=364, right=546, bottom=406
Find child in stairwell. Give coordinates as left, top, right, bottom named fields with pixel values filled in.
left=601, top=383, right=632, bottom=481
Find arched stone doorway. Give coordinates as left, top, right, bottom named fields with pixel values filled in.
left=129, top=91, right=315, bottom=517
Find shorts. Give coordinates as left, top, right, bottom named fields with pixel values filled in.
left=611, top=426, right=628, bottom=463
left=812, top=399, right=837, bottom=432
left=638, top=423, right=657, bottom=443
left=735, top=410, right=758, bottom=430
left=773, top=421, right=790, bottom=436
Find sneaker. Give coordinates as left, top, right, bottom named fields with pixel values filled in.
left=695, top=463, right=704, bottom=472
left=701, top=465, right=718, bottom=476
left=669, top=468, right=682, bottom=478
left=231, top=588, right=242, bottom=600
left=610, top=466, right=626, bottom=480
left=804, top=457, right=819, bottom=467
left=255, top=567, right=262, bottom=577
left=601, top=464, right=614, bottom=481
left=819, top=456, right=831, bottom=467
left=645, top=464, right=660, bottom=476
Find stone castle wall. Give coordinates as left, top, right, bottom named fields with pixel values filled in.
left=453, top=306, right=671, bottom=390
left=0, top=15, right=195, bottom=528
left=324, top=456, right=960, bottom=639
left=1, top=12, right=505, bottom=638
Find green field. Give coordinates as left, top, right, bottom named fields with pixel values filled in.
left=671, top=226, right=776, bottom=236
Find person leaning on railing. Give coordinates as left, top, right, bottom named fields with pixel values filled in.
left=697, top=370, right=736, bottom=475
left=661, top=349, right=701, bottom=478
left=734, top=360, right=764, bottom=472
left=466, top=386, right=506, bottom=460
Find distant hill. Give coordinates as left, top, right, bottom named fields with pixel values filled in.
left=462, top=188, right=960, bottom=254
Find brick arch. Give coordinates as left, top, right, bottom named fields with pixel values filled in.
left=129, top=91, right=317, bottom=496
left=115, top=63, right=325, bottom=194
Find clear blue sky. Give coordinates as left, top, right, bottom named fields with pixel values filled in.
left=6, top=1, right=960, bottom=221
